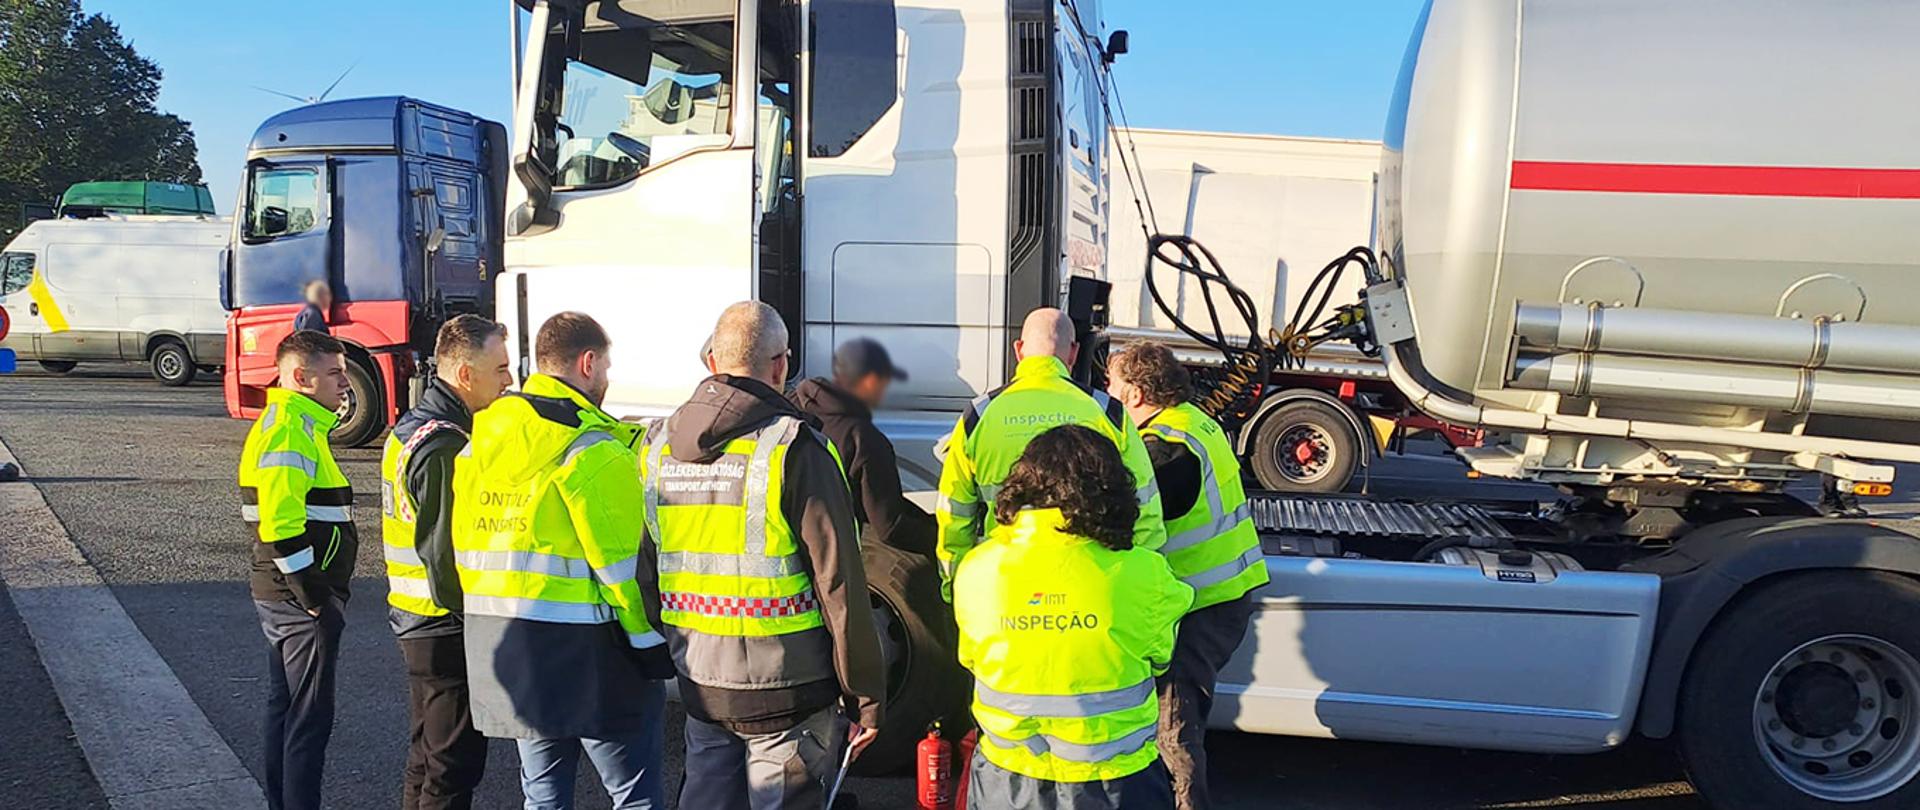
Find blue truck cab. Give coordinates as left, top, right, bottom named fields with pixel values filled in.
left=224, top=97, right=507, bottom=446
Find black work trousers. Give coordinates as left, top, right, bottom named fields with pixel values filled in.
left=1157, top=592, right=1256, bottom=810
left=398, top=632, right=488, bottom=810
left=256, top=596, right=346, bottom=810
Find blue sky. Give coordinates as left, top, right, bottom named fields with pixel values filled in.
left=85, top=0, right=1427, bottom=212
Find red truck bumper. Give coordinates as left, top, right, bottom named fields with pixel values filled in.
left=224, top=300, right=414, bottom=423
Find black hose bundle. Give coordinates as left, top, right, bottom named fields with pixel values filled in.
left=1140, top=236, right=1379, bottom=428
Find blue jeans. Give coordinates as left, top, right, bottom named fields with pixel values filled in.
left=514, top=680, right=665, bottom=810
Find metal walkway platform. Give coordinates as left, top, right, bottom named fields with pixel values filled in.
left=1248, top=495, right=1515, bottom=542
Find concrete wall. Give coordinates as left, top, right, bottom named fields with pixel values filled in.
left=1107, top=128, right=1382, bottom=338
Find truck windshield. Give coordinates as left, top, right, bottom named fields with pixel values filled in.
left=244, top=167, right=323, bottom=240
left=540, top=7, right=737, bottom=189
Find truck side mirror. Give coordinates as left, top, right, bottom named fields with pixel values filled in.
left=1104, top=30, right=1129, bottom=63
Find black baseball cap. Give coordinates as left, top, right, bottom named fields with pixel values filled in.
left=834, top=337, right=908, bottom=382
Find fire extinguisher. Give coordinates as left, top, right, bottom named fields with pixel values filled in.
left=952, top=728, right=979, bottom=810
left=917, top=723, right=953, bottom=809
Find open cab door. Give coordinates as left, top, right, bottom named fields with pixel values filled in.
left=503, top=0, right=778, bottom=416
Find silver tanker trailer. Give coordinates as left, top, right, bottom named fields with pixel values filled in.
left=1213, top=2, right=1920, bottom=808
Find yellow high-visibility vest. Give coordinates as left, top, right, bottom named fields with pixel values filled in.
left=955, top=507, right=1193, bottom=783
left=452, top=374, right=662, bottom=649
left=1140, top=402, right=1269, bottom=610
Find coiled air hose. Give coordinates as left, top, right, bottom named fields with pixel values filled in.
left=1140, top=235, right=1379, bottom=430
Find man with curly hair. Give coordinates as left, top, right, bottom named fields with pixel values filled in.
left=1107, top=341, right=1269, bottom=810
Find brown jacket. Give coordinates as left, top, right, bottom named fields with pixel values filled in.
left=655, top=374, right=886, bottom=733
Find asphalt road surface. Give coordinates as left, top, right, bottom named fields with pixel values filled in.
left=7, top=364, right=1917, bottom=809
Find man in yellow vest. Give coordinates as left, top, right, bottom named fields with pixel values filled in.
left=1106, top=341, right=1269, bottom=810
left=454, top=312, right=671, bottom=809
left=238, top=329, right=353, bottom=810
left=641, top=301, right=885, bottom=808
left=936, top=307, right=1167, bottom=596
left=380, top=314, right=513, bottom=810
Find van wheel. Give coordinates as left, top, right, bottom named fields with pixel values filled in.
left=856, top=541, right=970, bottom=775
left=1679, top=571, right=1920, bottom=809
left=37, top=360, right=77, bottom=374
left=331, top=359, right=385, bottom=448
left=149, top=341, right=196, bottom=386
left=1249, top=398, right=1361, bottom=493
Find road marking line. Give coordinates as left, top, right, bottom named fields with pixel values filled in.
left=0, top=436, right=267, bottom=810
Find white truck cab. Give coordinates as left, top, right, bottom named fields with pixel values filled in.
left=500, top=0, right=1115, bottom=466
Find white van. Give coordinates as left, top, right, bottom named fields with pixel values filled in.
left=0, top=216, right=230, bottom=385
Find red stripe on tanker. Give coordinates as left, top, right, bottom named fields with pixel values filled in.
left=1510, top=161, right=1920, bottom=199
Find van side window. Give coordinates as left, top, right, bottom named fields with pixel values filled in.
left=244, top=167, right=323, bottom=240
left=0, top=252, right=33, bottom=296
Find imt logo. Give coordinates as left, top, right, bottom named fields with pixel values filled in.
left=1028, top=592, right=1066, bottom=606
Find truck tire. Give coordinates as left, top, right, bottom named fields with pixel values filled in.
left=1248, top=399, right=1360, bottom=493
left=856, top=541, right=969, bottom=775
left=1679, top=571, right=1920, bottom=809
left=37, top=360, right=76, bottom=374
left=331, top=358, right=385, bottom=448
left=149, top=340, right=196, bottom=386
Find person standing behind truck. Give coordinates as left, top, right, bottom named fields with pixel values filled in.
left=238, top=329, right=355, bottom=810
left=454, top=312, right=671, bottom=809
left=380, top=315, right=514, bottom=810
left=1106, top=342, right=1268, bottom=810
left=936, top=308, right=1167, bottom=596
left=641, top=302, right=886, bottom=808
left=954, top=425, right=1192, bottom=809
left=789, top=337, right=937, bottom=556
left=294, top=280, right=332, bottom=334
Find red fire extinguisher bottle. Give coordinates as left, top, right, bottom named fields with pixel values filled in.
left=917, top=722, right=953, bottom=809
left=953, top=728, right=980, bottom=810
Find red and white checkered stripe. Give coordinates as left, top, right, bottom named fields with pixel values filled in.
left=661, top=590, right=820, bottom=619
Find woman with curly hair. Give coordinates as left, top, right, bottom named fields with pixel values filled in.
left=953, top=425, right=1194, bottom=809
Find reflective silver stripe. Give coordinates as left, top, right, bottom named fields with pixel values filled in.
left=642, top=429, right=671, bottom=545
left=262, top=404, right=278, bottom=429
left=980, top=724, right=1156, bottom=764
left=657, top=550, right=803, bottom=578
left=258, top=451, right=317, bottom=476
left=563, top=430, right=615, bottom=467
left=387, top=576, right=434, bottom=598
left=628, top=629, right=665, bottom=649
left=272, top=546, right=315, bottom=574
left=454, top=549, right=591, bottom=579
left=384, top=543, right=425, bottom=567
left=939, top=497, right=981, bottom=518
left=463, top=594, right=616, bottom=624
left=975, top=678, right=1154, bottom=718
left=1182, top=545, right=1266, bottom=592
left=743, top=417, right=800, bottom=556
left=1165, top=502, right=1254, bottom=554
left=1136, top=479, right=1160, bottom=504
left=979, top=483, right=1001, bottom=505
left=240, top=504, right=260, bottom=522
left=301, top=414, right=317, bottom=439
left=593, top=555, right=638, bottom=586
left=456, top=443, right=474, bottom=459
left=306, top=505, right=352, bottom=522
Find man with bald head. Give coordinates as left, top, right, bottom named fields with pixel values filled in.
left=641, top=301, right=885, bottom=808
left=935, top=307, right=1167, bottom=596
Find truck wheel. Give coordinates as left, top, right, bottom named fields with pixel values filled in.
left=331, top=359, right=385, bottom=448
left=38, top=360, right=76, bottom=374
left=1249, top=399, right=1361, bottom=493
left=149, top=341, right=196, bottom=386
left=1679, top=571, right=1920, bottom=809
left=856, top=541, right=969, bottom=775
